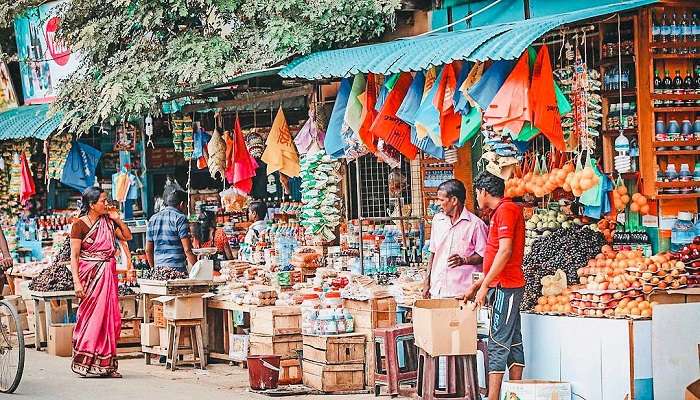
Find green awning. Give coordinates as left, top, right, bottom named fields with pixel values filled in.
left=280, top=0, right=656, bottom=79
left=0, top=104, right=63, bottom=141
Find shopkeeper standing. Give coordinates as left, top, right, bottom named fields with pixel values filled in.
left=146, top=190, right=196, bottom=272
left=464, top=171, right=526, bottom=400
left=422, top=179, right=487, bottom=299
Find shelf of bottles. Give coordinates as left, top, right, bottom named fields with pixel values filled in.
left=650, top=6, right=700, bottom=198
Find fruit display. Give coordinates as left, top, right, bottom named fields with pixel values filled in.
left=626, top=252, right=688, bottom=292
left=505, top=162, right=600, bottom=198
left=522, top=226, right=606, bottom=310
left=674, top=237, right=700, bottom=288
left=29, top=263, right=74, bottom=292
left=585, top=215, right=617, bottom=243
left=533, top=289, right=573, bottom=314
left=143, top=267, right=188, bottom=281
left=524, top=209, right=579, bottom=254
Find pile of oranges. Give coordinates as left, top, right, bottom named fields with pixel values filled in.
left=612, top=185, right=650, bottom=215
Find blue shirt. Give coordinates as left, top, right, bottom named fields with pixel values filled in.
left=146, top=206, right=190, bottom=270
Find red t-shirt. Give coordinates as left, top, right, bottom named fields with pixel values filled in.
left=482, top=198, right=526, bottom=288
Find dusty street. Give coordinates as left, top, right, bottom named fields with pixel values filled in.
left=15, top=350, right=377, bottom=400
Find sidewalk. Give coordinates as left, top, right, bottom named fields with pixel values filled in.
left=18, top=350, right=376, bottom=400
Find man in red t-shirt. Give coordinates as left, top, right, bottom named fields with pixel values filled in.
left=464, top=171, right=525, bottom=400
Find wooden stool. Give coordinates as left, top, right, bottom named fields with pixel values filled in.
left=416, top=349, right=479, bottom=400
left=373, top=324, right=418, bottom=396
left=166, top=319, right=206, bottom=371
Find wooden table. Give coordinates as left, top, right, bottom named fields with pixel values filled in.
left=206, top=299, right=254, bottom=363
left=29, top=290, right=77, bottom=351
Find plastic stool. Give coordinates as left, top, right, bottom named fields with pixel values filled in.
left=416, top=349, right=479, bottom=400
left=373, top=324, right=418, bottom=396
left=166, top=319, right=206, bottom=371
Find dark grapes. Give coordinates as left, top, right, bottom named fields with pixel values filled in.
left=143, top=267, right=188, bottom=281
left=521, top=226, right=605, bottom=310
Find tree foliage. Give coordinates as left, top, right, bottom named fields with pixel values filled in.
left=0, top=0, right=401, bottom=134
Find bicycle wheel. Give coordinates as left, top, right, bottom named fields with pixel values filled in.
left=0, top=300, right=24, bottom=393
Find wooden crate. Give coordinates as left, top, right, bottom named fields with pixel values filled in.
left=303, top=334, right=365, bottom=364
left=249, top=333, right=302, bottom=359
left=152, top=304, right=165, bottom=328
left=279, top=358, right=302, bottom=385
left=118, top=318, right=142, bottom=345
left=343, top=298, right=396, bottom=331
left=302, top=359, right=365, bottom=393
left=249, top=306, right=301, bottom=336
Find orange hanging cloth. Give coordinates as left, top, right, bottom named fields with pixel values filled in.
left=19, top=153, right=35, bottom=204
left=435, top=63, right=461, bottom=147
left=369, top=72, right=419, bottom=160
left=530, top=46, right=566, bottom=151
left=262, top=107, right=300, bottom=177
left=357, top=74, right=379, bottom=153
left=483, top=51, right=531, bottom=135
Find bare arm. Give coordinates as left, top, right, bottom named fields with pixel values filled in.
left=145, top=240, right=155, bottom=268
left=112, top=219, right=133, bottom=241
left=477, top=237, right=512, bottom=289
left=422, top=253, right=434, bottom=298
left=70, top=238, right=85, bottom=299
left=0, top=230, right=12, bottom=268
left=181, top=237, right=197, bottom=267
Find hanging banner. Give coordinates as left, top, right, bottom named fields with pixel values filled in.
left=0, top=61, right=19, bottom=112
left=13, top=1, right=80, bottom=104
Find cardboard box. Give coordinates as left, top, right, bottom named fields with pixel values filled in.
left=303, top=334, right=365, bottom=364
left=412, top=299, right=476, bottom=356
left=500, top=380, right=572, bottom=400
left=250, top=306, right=301, bottom=336
left=141, top=323, right=159, bottom=346
left=48, top=323, right=75, bottom=357
left=152, top=294, right=204, bottom=320
left=302, top=359, right=364, bottom=392
left=249, top=333, right=302, bottom=359
left=119, top=297, right=137, bottom=318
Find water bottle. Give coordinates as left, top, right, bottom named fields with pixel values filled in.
left=671, top=212, right=696, bottom=251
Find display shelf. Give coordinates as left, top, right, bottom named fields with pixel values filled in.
left=653, top=107, right=700, bottom=113
left=656, top=192, right=700, bottom=200
left=653, top=139, right=700, bottom=147
left=652, top=93, right=700, bottom=101
left=603, top=129, right=638, bottom=136
left=599, top=55, right=636, bottom=67
left=655, top=150, right=700, bottom=156
left=649, top=41, right=700, bottom=50
left=656, top=181, right=700, bottom=188
left=601, top=89, right=637, bottom=98
left=652, top=53, right=700, bottom=59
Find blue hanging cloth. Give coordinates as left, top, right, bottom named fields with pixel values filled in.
left=324, top=77, right=353, bottom=159
left=60, top=141, right=102, bottom=192
left=467, top=60, right=516, bottom=110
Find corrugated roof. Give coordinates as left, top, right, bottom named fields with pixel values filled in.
left=0, top=104, right=63, bottom=141
left=280, top=0, right=657, bottom=79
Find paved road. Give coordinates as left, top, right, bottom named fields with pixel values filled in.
left=15, top=350, right=375, bottom=400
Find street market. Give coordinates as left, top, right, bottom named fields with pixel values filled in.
left=0, top=1, right=698, bottom=400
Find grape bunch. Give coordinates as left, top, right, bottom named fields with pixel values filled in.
left=54, top=237, right=71, bottom=264
left=521, top=226, right=605, bottom=310
left=143, top=267, right=188, bottom=281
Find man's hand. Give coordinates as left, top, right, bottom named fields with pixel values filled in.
left=447, top=254, right=464, bottom=268
left=473, top=286, right=488, bottom=310
left=422, top=279, right=431, bottom=299
left=0, top=256, right=12, bottom=269
left=463, top=283, right=479, bottom=303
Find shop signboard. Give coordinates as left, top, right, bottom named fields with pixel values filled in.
left=0, top=61, right=19, bottom=112
left=13, top=0, right=80, bottom=104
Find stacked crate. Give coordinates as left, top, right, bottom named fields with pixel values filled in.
left=302, top=334, right=366, bottom=393
left=249, top=306, right=303, bottom=383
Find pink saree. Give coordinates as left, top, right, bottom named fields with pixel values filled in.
left=71, top=216, right=121, bottom=376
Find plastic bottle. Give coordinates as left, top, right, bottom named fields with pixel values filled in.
left=671, top=212, right=696, bottom=251
left=666, top=164, right=679, bottom=181
left=343, top=309, right=354, bottom=333
left=301, top=293, right=320, bottom=335
left=334, top=308, right=346, bottom=333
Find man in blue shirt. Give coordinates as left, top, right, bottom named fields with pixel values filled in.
left=146, top=190, right=196, bottom=272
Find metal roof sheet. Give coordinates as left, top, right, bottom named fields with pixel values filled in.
left=280, top=0, right=657, bottom=79
left=0, top=104, right=63, bottom=141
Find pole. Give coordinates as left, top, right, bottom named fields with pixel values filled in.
left=523, top=0, right=531, bottom=19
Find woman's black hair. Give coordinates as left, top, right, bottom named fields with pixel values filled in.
left=249, top=201, right=267, bottom=221
left=79, top=187, right=104, bottom=217
left=195, top=210, right=216, bottom=244
left=474, top=171, right=505, bottom=198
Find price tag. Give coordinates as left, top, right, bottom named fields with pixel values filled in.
left=616, top=213, right=626, bottom=224
left=642, top=215, right=659, bottom=228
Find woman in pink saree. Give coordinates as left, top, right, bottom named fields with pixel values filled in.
left=70, top=188, right=132, bottom=377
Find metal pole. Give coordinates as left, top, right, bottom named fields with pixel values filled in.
left=523, top=0, right=531, bottom=19
left=355, top=159, right=364, bottom=275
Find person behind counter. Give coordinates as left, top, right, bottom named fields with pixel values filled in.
left=70, top=187, right=132, bottom=378
left=244, top=201, right=268, bottom=246
left=145, top=189, right=196, bottom=272
left=191, top=209, right=233, bottom=260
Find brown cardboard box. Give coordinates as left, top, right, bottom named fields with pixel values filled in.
left=688, top=379, right=700, bottom=400
left=48, top=324, right=75, bottom=357
left=412, top=299, right=477, bottom=356
left=152, top=294, right=204, bottom=320
left=140, top=323, right=159, bottom=346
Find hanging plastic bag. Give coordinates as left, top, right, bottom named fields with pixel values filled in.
left=325, top=78, right=353, bottom=158
left=60, top=141, right=102, bottom=192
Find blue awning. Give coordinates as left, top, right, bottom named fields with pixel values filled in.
left=280, top=0, right=656, bottom=79
left=0, top=104, right=63, bottom=141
